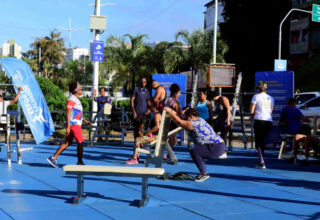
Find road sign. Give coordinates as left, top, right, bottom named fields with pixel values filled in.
left=90, top=40, right=104, bottom=62
left=274, top=59, right=287, bottom=71
left=312, top=4, right=320, bottom=22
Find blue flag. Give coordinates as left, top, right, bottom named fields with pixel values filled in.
left=0, top=58, right=55, bottom=144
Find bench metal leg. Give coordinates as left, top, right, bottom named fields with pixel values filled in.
left=139, top=177, right=149, bottom=208
left=73, top=175, right=86, bottom=204
left=278, top=138, right=287, bottom=159
left=165, top=143, right=178, bottom=165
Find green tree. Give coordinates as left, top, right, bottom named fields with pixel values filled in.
left=103, top=34, right=149, bottom=91
left=26, top=30, right=66, bottom=78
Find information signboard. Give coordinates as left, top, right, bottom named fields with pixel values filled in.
left=90, top=40, right=104, bottom=62
left=209, top=65, right=236, bottom=87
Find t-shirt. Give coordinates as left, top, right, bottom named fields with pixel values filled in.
left=281, top=106, right=303, bottom=134
left=188, top=117, right=223, bottom=146
left=132, top=87, right=150, bottom=114
left=67, top=94, right=83, bottom=126
left=96, top=96, right=112, bottom=112
left=251, top=93, right=274, bottom=122
left=0, top=101, right=10, bottom=124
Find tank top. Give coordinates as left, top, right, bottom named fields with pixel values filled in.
left=195, top=101, right=210, bottom=120
left=216, top=97, right=228, bottom=122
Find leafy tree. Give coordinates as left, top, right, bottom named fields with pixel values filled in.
left=26, top=30, right=66, bottom=78
left=173, top=29, right=228, bottom=76
left=103, top=34, right=149, bottom=91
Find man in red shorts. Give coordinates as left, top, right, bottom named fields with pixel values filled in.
left=47, top=82, right=92, bottom=168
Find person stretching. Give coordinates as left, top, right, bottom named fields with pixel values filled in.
left=165, top=107, right=226, bottom=182
left=47, top=82, right=92, bottom=168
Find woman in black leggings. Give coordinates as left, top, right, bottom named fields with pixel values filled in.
left=250, top=81, right=274, bottom=169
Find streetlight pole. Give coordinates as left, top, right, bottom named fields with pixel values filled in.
left=91, top=0, right=101, bottom=118
left=213, top=0, right=218, bottom=64
left=278, top=8, right=311, bottom=59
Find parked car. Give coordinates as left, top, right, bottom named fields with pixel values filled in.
left=298, top=96, right=320, bottom=117
left=295, top=92, right=320, bottom=108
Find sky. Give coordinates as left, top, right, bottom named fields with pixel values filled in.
left=0, top=0, right=210, bottom=52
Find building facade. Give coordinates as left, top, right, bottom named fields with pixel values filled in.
left=204, top=0, right=224, bottom=32
left=289, top=0, right=320, bottom=55
left=65, top=47, right=89, bottom=61
left=0, top=40, right=22, bottom=59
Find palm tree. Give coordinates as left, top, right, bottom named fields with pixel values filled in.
left=103, top=34, right=149, bottom=91
left=26, top=30, right=66, bottom=78
left=174, top=28, right=229, bottom=76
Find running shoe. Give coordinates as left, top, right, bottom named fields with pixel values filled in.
left=255, top=163, right=266, bottom=169
left=47, top=156, right=58, bottom=168
left=195, top=173, right=210, bottom=182
left=125, top=158, right=138, bottom=165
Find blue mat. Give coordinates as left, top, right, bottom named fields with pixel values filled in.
left=0, top=143, right=319, bottom=220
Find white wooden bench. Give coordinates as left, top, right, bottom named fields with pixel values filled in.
left=62, top=110, right=171, bottom=208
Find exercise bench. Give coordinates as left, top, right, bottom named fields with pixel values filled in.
left=62, top=110, right=171, bottom=208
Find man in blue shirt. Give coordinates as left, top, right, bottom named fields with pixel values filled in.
left=94, top=87, right=112, bottom=112
left=125, top=77, right=151, bottom=164
left=93, top=87, right=112, bottom=142
left=281, top=98, right=318, bottom=165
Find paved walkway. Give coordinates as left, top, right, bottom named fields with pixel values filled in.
left=0, top=143, right=319, bottom=220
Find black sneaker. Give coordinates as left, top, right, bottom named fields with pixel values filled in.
left=195, top=173, right=210, bottom=182
left=77, top=161, right=85, bottom=165
left=255, top=163, right=266, bottom=169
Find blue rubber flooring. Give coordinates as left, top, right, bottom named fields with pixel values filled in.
left=0, top=142, right=320, bottom=220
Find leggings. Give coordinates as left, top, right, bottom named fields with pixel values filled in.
left=254, top=120, right=273, bottom=156
left=189, top=142, right=225, bottom=174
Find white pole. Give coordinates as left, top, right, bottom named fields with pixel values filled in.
left=213, top=0, right=218, bottom=64
left=69, top=17, right=72, bottom=48
left=278, top=8, right=312, bottom=59
left=91, top=0, right=100, bottom=120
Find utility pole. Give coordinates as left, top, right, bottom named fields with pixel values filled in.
left=213, top=0, right=218, bottom=64
left=57, top=18, right=84, bottom=49
left=92, top=0, right=101, bottom=118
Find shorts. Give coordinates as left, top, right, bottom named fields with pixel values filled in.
left=66, top=125, right=84, bottom=143
left=133, top=113, right=147, bottom=126
left=297, top=124, right=311, bottom=135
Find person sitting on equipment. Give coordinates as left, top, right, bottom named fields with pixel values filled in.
left=281, top=98, right=319, bottom=165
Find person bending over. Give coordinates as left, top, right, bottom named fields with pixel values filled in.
left=47, top=82, right=92, bottom=168
left=165, top=107, right=226, bottom=182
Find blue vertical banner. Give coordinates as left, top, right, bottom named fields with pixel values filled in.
left=152, top=74, right=187, bottom=144
left=152, top=74, right=187, bottom=108
left=255, top=71, right=294, bottom=146
left=91, top=40, right=104, bottom=62
left=0, top=58, right=55, bottom=144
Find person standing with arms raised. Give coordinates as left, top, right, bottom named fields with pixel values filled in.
left=125, top=77, right=151, bottom=165
left=249, top=81, right=274, bottom=169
